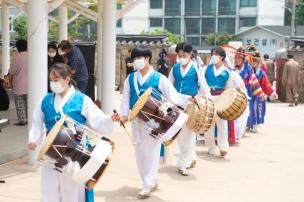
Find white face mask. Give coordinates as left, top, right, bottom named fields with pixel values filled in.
left=180, top=58, right=190, bottom=66
left=209, top=55, right=221, bottom=65
left=58, top=49, right=65, bottom=56
left=50, top=81, right=64, bottom=94
left=48, top=52, right=56, bottom=58
left=133, top=58, right=146, bottom=70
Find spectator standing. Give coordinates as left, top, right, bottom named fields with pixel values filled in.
left=157, top=49, right=170, bottom=77
left=125, top=49, right=135, bottom=77
left=263, top=54, right=275, bottom=86
left=282, top=54, right=300, bottom=107
left=191, top=50, right=204, bottom=68
left=58, top=40, right=89, bottom=93
left=48, top=42, right=63, bottom=92
left=8, top=39, right=28, bottom=126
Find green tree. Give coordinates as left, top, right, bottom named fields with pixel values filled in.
left=141, top=29, right=183, bottom=44
left=204, top=33, right=235, bottom=46
left=13, top=16, right=27, bottom=40
left=284, top=0, right=304, bottom=26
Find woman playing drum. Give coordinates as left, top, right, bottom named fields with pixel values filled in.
left=28, top=63, right=121, bottom=202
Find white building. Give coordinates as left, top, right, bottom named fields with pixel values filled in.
left=236, top=25, right=304, bottom=58
left=118, top=0, right=285, bottom=47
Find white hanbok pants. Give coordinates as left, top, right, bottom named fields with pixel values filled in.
left=205, top=115, right=229, bottom=150
left=132, top=120, right=161, bottom=192
left=177, top=126, right=197, bottom=169
left=41, top=159, right=85, bottom=202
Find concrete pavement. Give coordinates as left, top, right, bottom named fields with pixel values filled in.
left=0, top=100, right=303, bottom=202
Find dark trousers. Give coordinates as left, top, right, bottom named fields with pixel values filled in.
left=76, top=80, right=88, bottom=94
left=14, top=94, right=28, bottom=123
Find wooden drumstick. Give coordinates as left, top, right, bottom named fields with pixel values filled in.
left=192, top=96, right=201, bottom=110
left=113, top=110, right=135, bottom=145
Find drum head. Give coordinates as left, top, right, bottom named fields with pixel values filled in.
left=38, top=115, right=67, bottom=160
left=215, top=88, right=237, bottom=111
left=128, top=87, right=152, bottom=121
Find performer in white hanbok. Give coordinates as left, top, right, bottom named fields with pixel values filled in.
left=203, top=47, right=234, bottom=157
left=120, top=46, right=190, bottom=199
left=169, top=42, right=211, bottom=176
left=28, top=63, right=121, bottom=202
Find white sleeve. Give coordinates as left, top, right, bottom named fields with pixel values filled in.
left=168, top=68, right=175, bottom=84
left=198, top=66, right=212, bottom=99
left=225, top=74, right=235, bottom=89
left=120, top=77, right=131, bottom=117
left=158, top=75, right=189, bottom=109
left=82, top=96, right=115, bottom=134
left=28, top=101, right=45, bottom=145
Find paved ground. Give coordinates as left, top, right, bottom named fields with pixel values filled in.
left=0, top=94, right=303, bottom=202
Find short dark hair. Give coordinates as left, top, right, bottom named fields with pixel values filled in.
left=263, top=54, right=269, bottom=59
left=192, top=49, right=198, bottom=54
left=175, top=42, right=193, bottom=53
left=16, top=39, right=27, bottom=52
left=212, top=46, right=226, bottom=61
left=128, top=49, right=132, bottom=53
left=48, top=42, right=58, bottom=51
left=59, top=40, right=72, bottom=50
left=131, top=45, right=152, bottom=63
left=287, top=53, right=294, bottom=59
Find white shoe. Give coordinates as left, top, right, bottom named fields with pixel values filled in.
left=220, top=150, right=228, bottom=157
left=137, top=189, right=151, bottom=199
left=150, top=183, right=158, bottom=192
left=178, top=168, right=189, bottom=176
left=208, top=148, right=216, bottom=155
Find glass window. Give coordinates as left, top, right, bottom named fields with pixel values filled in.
left=150, top=0, right=163, bottom=9
left=185, top=18, right=200, bottom=34
left=218, top=18, right=235, bottom=34
left=116, top=19, right=122, bottom=28
left=165, top=0, right=181, bottom=16
left=218, top=0, right=236, bottom=15
left=239, top=17, right=256, bottom=27
left=150, top=18, right=163, bottom=27
left=185, top=0, right=201, bottom=16
left=240, top=0, right=257, bottom=7
left=202, top=0, right=216, bottom=15
left=201, top=18, right=215, bottom=35
left=186, top=37, right=201, bottom=46
left=164, top=18, right=181, bottom=34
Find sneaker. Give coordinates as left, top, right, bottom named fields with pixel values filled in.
left=150, top=183, right=158, bottom=192
left=137, top=190, right=151, bottom=199
left=178, top=168, right=189, bottom=176
left=187, top=160, right=196, bottom=169
left=14, top=122, right=26, bottom=126
left=220, top=150, right=228, bottom=157
left=295, top=99, right=298, bottom=106
left=208, top=148, right=216, bottom=155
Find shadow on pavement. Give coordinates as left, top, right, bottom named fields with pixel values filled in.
left=158, top=166, right=197, bottom=181
left=196, top=151, right=231, bottom=163
left=95, top=186, right=173, bottom=202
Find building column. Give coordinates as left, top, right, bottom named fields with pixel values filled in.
left=100, top=0, right=116, bottom=114
left=1, top=0, right=10, bottom=77
left=27, top=0, right=49, bottom=164
left=96, top=0, right=103, bottom=100
left=58, top=4, right=68, bottom=42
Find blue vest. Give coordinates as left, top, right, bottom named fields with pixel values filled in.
left=129, top=71, right=162, bottom=109
left=41, top=91, right=86, bottom=131
left=205, top=64, right=229, bottom=90
left=172, top=63, right=199, bottom=96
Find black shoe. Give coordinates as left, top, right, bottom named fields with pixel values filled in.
left=14, top=122, right=26, bottom=126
